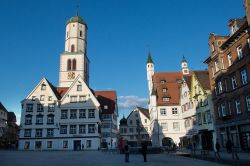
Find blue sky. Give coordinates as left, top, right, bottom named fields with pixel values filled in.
left=0, top=0, right=245, bottom=124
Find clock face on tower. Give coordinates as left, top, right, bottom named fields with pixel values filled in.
left=67, top=72, right=75, bottom=80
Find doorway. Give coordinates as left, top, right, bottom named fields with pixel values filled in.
left=74, top=140, right=81, bottom=151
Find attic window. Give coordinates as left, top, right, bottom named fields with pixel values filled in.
left=162, top=97, right=170, bottom=102
left=104, top=105, right=108, bottom=109
left=41, top=84, right=46, bottom=90
left=161, top=80, right=166, bottom=84
left=77, top=85, right=82, bottom=91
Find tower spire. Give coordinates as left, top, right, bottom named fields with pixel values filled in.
left=76, top=0, right=79, bottom=16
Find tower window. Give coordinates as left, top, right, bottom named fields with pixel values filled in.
left=72, top=59, right=77, bottom=70
left=80, top=31, right=82, bottom=37
left=67, top=59, right=72, bottom=71
left=71, top=44, right=75, bottom=52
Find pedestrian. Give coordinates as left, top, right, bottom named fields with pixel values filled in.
left=141, top=142, right=148, bottom=162
left=215, top=140, right=221, bottom=160
left=124, top=144, right=130, bottom=162
left=227, top=139, right=239, bottom=160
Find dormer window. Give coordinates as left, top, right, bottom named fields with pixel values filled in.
left=162, top=97, right=170, bottom=102
left=161, top=80, right=166, bottom=84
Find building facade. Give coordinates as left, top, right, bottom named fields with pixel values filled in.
left=119, top=107, right=150, bottom=147
left=204, top=1, right=250, bottom=150
left=96, top=91, right=118, bottom=149
left=147, top=53, right=186, bottom=147
left=0, top=102, right=8, bottom=138
left=19, top=13, right=118, bottom=150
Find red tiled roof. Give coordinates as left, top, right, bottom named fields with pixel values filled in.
left=56, top=87, right=69, bottom=98
left=153, top=72, right=182, bottom=106
left=95, top=91, right=117, bottom=114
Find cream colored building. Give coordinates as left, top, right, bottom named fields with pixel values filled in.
left=119, top=107, right=150, bottom=147
left=19, top=13, right=118, bottom=151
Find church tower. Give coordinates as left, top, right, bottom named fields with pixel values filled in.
left=146, top=51, right=154, bottom=96
left=59, top=11, right=89, bottom=87
left=181, top=56, right=189, bottom=75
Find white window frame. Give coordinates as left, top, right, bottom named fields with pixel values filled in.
left=70, top=96, right=77, bottom=103
left=231, top=75, right=237, bottom=90
left=227, top=53, right=233, bottom=66
left=235, top=99, right=241, bottom=114
left=173, top=122, right=180, bottom=131
left=160, top=108, right=167, bottom=116
left=246, top=95, right=250, bottom=111
left=237, top=45, right=243, bottom=60
left=241, top=68, right=248, bottom=85
left=161, top=122, right=168, bottom=130
left=214, top=59, right=219, bottom=72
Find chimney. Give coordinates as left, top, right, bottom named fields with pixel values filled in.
left=244, top=0, right=250, bottom=25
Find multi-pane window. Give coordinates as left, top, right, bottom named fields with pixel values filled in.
left=25, top=115, right=32, bottom=125
left=221, top=103, right=226, bottom=117
left=129, top=128, right=134, bottom=133
left=88, top=109, right=95, bottom=118
left=24, top=129, right=31, bottom=137
left=246, top=95, right=250, bottom=111
left=235, top=99, right=241, bottom=114
left=70, top=96, right=77, bottom=103
left=47, top=129, right=54, bottom=137
left=214, top=59, right=219, bottom=72
left=77, top=85, right=82, bottom=91
left=79, top=125, right=86, bottom=134
left=69, top=125, right=77, bottom=134
left=237, top=45, right=243, bottom=59
left=173, top=122, right=180, bottom=131
left=60, top=125, right=67, bottom=134
left=221, top=58, right=225, bottom=69
left=162, top=88, right=167, bottom=92
left=48, top=96, right=52, bottom=101
left=227, top=53, right=233, bottom=66
left=24, top=142, right=30, bottom=150
left=47, top=115, right=54, bottom=124
left=70, top=109, right=77, bottom=119
left=207, top=111, right=212, bottom=123
left=40, top=95, right=45, bottom=101
left=161, top=123, right=168, bottom=130
left=79, top=109, right=86, bottom=118
left=35, top=129, right=43, bottom=137
left=172, top=108, right=178, bottom=115
left=37, top=104, right=44, bottom=112
left=231, top=75, right=237, bottom=90
left=241, top=68, right=248, bottom=85
left=61, top=110, right=68, bottom=119
left=160, top=108, right=167, bottom=115
left=48, top=104, right=55, bottom=112
left=32, top=96, right=36, bottom=101
left=79, top=96, right=86, bottom=102
left=47, top=141, right=52, bottom=149
left=26, top=104, right=33, bottom=112
left=218, top=81, right=223, bottom=94
left=88, top=124, right=95, bottom=133
left=36, top=115, right=43, bottom=124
